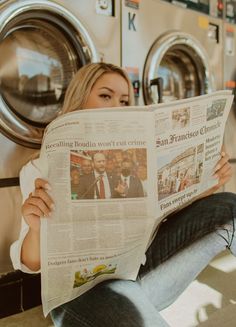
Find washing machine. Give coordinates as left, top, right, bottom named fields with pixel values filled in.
left=222, top=2, right=236, bottom=193
left=223, top=22, right=236, bottom=141
left=121, top=0, right=224, bottom=105
left=0, top=0, right=120, bottom=273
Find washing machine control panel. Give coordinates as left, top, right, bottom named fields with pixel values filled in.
left=225, top=0, right=236, bottom=23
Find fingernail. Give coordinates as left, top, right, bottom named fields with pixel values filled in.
left=45, top=183, right=52, bottom=191
left=221, top=151, right=225, bottom=157
left=51, top=203, right=56, bottom=211
left=213, top=173, right=218, bottom=179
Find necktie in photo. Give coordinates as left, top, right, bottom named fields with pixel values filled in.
left=123, top=178, right=128, bottom=196
left=99, top=175, right=105, bottom=199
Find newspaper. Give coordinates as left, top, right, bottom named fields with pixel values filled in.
left=39, top=90, right=234, bottom=316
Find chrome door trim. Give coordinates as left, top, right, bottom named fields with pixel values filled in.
left=143, top=31, right=215, bottom=104
left=0, top=0, right=98, bottom=148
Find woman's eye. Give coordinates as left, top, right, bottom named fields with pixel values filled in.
left=100, top=94, right=111, bottom=100
left=120, top=100, right=129, bottom=106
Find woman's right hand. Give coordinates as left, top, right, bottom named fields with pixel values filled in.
left=22, top=178, right=54, bottom=232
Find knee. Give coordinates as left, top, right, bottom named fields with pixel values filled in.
left=223, top=192, right=236, bottom=205
left=211, top=192, right=236, bottom=207
left=208, top=192, right=236, bottom=218
left=216, top=216, right=236, bottom=255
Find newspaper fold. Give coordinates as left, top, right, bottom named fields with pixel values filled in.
left=39, top=90, right=234, bottom=316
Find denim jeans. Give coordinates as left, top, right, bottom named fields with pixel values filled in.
left=50, top=193, right=236, bottom=327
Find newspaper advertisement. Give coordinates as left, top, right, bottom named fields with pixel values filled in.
left=39, top=90, right=233, bottom=316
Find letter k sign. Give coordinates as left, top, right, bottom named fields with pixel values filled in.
left=128, top=12, right=136, bottom=31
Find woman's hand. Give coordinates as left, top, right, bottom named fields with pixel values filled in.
left=213, top=149, right=232, bottom=187
left=22, top=178, right=54, bottom=232
left=199, top=147, right=232, bottom=198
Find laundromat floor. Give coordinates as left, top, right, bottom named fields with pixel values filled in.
left=161, top=250, right=236, bottom=326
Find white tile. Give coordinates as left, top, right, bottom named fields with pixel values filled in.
left=160, top=252, right=236, bottom=327
left=0, top=306, right=53, bottom=327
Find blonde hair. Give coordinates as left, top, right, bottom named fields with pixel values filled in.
left=61, top=62, right=134, bottom=114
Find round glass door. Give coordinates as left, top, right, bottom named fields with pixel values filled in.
left=143, top=32, right=214, bottom=104
left=0, top=1, right=98, bottom=147
left=1, top=21, right=78, bottom=125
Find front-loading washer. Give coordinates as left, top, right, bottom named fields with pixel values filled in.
left=121, top=0, right=224, bottom=105
left=0, top=0, right=120, bottom=273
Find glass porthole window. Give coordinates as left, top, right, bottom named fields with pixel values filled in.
left=0, top=1, right=98, bottom=147
left=143, top=32, right=214, bottom=104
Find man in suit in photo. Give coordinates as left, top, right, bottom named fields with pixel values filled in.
left=77, top=152, right=116, bottom=199
left=113, top=159, right=144, bottom=198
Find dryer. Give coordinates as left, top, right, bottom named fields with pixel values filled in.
left=223, top=22, right=236, bottom=156
left=121, top=0, right=224, bottom=105
left=0, top=0, right=120, bottom=273
left=222, top=17, right=236, bottom=193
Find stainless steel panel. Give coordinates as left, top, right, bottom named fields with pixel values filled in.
left=223, top=23, right=236, bottom=159
left=0, top=134, right=36, bottom=179
left=122, top=0, right=224, bottom=105
left=0, top=186, right=22, bottom=273
left=0, top=134, right=36, bottom=273
left=55, top=0, right=121, bottom=65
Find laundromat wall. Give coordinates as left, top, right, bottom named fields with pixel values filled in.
left=0, top=0, right=236, bottom=275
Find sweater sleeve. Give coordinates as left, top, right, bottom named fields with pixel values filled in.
left=10, top=159, right=43, bottom=273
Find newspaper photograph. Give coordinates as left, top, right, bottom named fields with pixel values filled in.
left=70, top=148, right=147, bottom=200
left=38, top=90, right=234, bottom=316
left=153, top=92, right=233, bottom=219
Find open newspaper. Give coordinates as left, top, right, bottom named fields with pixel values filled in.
left=39, top=90, right=234, bottom=315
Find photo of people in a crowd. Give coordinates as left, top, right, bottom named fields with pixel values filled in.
left=70, top=148, right=147, bottom=200
left=172, top=107, right=190, bottom=129
left=157, top=144, right=204, bottom=201
left=207, top=99, right=226, bottom=121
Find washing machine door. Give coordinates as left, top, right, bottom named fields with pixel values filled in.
left=143, top=31, right=214, bottom=104
left=0, top=0, right=98, bottom=148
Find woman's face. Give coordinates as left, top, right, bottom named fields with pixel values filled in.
left=84, top=72, right=129, bottom=109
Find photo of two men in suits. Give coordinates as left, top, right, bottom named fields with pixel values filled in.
left=73, top=151, right=146, bottom=200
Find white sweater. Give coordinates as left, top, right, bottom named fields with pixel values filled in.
left=10, top=159, right=43, bottom=273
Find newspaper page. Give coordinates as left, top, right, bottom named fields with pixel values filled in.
left=39, top=109, right=157, bottom=316
left=39, top=90, right=233, bottom=316
left=152, top=90, right=234, bottom=221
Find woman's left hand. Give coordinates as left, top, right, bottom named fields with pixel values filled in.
left=199, top=147, right=232, bottom=198
left=213, top=148, right=232, bottom=187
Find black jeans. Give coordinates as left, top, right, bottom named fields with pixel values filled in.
left=139, top=192, right=236, bottom=276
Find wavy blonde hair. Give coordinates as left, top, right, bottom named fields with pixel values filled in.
left=61, top=62, right=135, bottom=114
left=31, top=63, right=134, bottom=159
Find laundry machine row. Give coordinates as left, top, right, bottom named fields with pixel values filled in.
left=222, top=0, right=236, bottom=193
left=0, top=0, right=120, bottom=274
left=121, top=0, right=224, bottom=106
left=121, top=0, right=235, bottom=191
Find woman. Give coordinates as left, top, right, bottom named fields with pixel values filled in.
left=11, top=63, right=236, bottom=327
